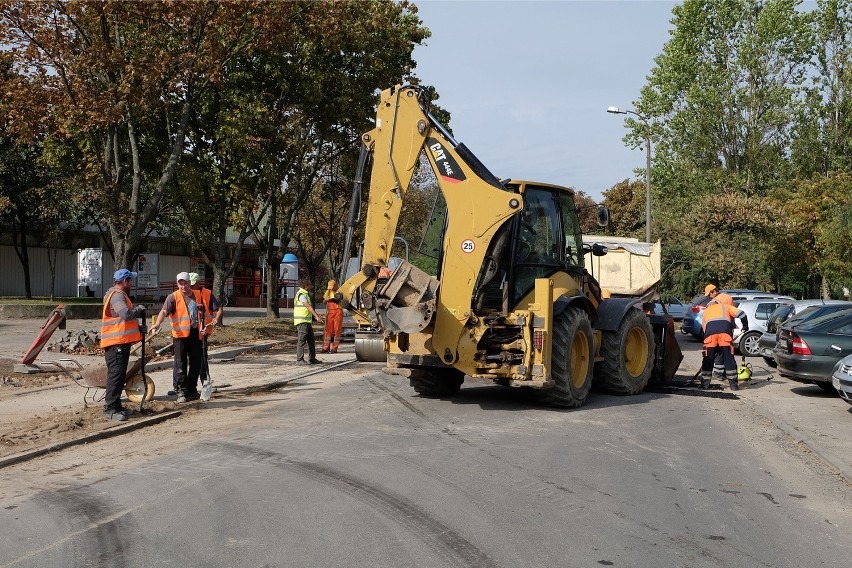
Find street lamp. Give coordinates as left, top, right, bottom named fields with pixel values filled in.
left=607, top=106, right=652, bottom=244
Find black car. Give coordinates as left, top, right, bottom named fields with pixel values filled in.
left=758, top=301, right=852, bottom=366
left=775, top=308, right=852, bottom=389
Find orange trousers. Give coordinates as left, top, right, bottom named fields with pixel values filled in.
left=323, top=307, right=343, bottom=351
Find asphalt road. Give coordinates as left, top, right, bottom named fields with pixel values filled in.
left=1, top=344, right=849, bottom=567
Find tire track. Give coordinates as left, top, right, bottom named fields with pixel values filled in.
left=208, top=440, right=498, bottom=568
left=4, top=487, right=137, bottom=568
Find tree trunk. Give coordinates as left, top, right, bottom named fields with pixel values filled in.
left=821, top=274, right=830, bottom=300
left=12, top=217, right=32, bottom=298
left=47, top=246, right=57, bottom=302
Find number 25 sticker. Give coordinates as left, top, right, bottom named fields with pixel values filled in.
left=461, top=239, right=475, bottom=253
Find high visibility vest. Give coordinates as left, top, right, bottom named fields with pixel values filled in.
left=169, top=291, right=195, bottom=338
left=293, top=287, right=313, bottom=325
left=100, top=288, right=143, bottom=348
left=193, top=288, right=215, bottom=336
left=702, top=301, right=741, bottom=337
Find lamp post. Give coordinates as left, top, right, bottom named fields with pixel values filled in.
left=607, top=106, right=652, bottom=244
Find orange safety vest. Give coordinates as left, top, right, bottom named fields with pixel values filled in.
left=701, top=301, right=741, bottom=346
left=100, top=288, right=143, bottom=348
left=169, top=291, right=196, bottom=338
left=193, top=288, right=215, bottom=336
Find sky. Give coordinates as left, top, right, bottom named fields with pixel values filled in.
left=410, top=0, right=678, bottom=202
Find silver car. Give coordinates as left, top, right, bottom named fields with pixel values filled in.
left=831, top=354, right=852, bottom=405
left=731, top=297, right=793, bottom=356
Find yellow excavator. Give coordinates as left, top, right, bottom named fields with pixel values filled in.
left=337, top=85, right=680, bottom=407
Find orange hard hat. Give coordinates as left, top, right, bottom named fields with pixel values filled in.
left=704, top=284, right=719, bottom=295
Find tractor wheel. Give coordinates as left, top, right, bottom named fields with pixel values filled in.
left=125, top=374, right=155, bottom=403
left=541, top=306, right=594, bottom=407
left=409, top=369, right=465, bottom=397
left=595, top=308, right=654, bottom=395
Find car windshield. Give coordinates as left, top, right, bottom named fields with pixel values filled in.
left=766, top=305, right=794, bottom=332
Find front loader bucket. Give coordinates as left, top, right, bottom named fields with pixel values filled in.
left=375, top=261, right=440, bottom=335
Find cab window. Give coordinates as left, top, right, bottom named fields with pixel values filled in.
left=513, top=188, right=562, bottom=302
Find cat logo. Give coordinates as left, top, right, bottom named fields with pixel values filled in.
left=427, top=137, right=466, bottom=184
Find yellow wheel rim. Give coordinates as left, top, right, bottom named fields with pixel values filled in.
left=624, top=327, right=649, bottom=377
left=570, top=331, right=590, bottom=388
left=125, top=374, right=155, bottom=402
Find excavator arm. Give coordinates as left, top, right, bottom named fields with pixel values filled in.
left=339, top=85, right=523, bottom=364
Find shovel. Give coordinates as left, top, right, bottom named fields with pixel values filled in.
left=200, top=318, right=214, bottom=402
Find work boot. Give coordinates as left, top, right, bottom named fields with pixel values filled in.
left=296, top=359, right=308, bottom=366
left=330, top=348, right=337, bottom=354
left=176, top=393, right=187, bottom=403
left=309, top=358, right=322, bottom=364
left=728, top=380, right=739, bottom=391
left=701, top=378, right=711, bottom=390
left=320, top=348, right=330, bottom=353
left=103, top=410, right=128, bottom=422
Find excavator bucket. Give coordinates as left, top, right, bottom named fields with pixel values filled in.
left=375, top=261, right=440, bottom=335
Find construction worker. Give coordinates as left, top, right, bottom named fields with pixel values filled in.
left=321, top=279, right=343, bottom=353
left=294, top=278, right=324, bottom=365
left=189, top=272, right=222, bottom=385
left=701, top=292, right=748, bottom=390
left=151, top=272, right=203, bottom=402
left=100, top=268, right=145, bottom=422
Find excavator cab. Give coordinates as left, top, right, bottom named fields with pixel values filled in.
left=472, top=182, right=587, bottom=314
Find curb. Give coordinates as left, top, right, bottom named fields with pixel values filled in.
left=0, top=410, right=183, bottom=469
left=0, top=357, right=358, bottom=469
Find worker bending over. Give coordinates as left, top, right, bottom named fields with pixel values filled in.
left=701, top=292, right=748, bottom=391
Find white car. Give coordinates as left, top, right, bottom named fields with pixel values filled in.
left=732, top=297, right=794, bottom=356
left=832, top=354, right=852, bottom=405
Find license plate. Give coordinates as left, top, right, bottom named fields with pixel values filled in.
left=833, top=376, right=841, bottom=389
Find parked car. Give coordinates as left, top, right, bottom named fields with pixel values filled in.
left=758, top=300, right=852, bottom=367
left=652, top=296, right=687, bottom=321
left=731, top=298, right=793, bottom=356
left=775, top=308, right=852, bottom=390
left=681, top=290, right=792, bottom=340
left=831, top=353, right=852, bottom=405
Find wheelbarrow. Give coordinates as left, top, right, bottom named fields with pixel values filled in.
left=37, top=331, right=156, bottom=408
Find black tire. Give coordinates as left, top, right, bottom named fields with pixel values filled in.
left=540, top=306, right=594, bottom=408
left=817, top=382, right=836, bottom=393
left=595, top=308, right=654, bottom=395
left=738, top=331, right=762, bottom=357
left=410, top=369, right=464, bottom=397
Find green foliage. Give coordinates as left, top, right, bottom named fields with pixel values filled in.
left=605, top=0, right=852, bottom=300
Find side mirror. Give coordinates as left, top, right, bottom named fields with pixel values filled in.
left=592, top=243, right=608, bottom=257
left=596, top=205, right=610, bottom=227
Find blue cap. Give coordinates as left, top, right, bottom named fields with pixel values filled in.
left=113, top=268, right=138, bottom=282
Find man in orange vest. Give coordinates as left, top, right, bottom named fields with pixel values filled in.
left=100, top=268, right=145, bottom=422
left=189, top=272, right=222, bottom=385
left=701, top=292, right=749, bottom=390
left=321, top=279, right=343, bottom=353
left=152, top=271, right=204, bottom=402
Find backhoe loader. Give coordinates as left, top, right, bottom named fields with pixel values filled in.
left=337, top=85, right=679, bottom=407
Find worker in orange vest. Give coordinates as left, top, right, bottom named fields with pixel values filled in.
left=189, top=272, right=222, bottom=385
left=701, top=292, right=748, bottom=390
left=100, top=268, right=145, bottom=422
left=152, top=271, right=204, bottom=402
left=321, top=279, right=344, bottom=353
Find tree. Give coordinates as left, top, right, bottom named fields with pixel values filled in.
left=601, top=179, right=645, bottom=238
left=0, top=0, right=258, bottom=269
left=791, top=0, right=852, bottom=176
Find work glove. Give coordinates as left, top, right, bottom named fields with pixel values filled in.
left=133, top=305, right=147, bottom=318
